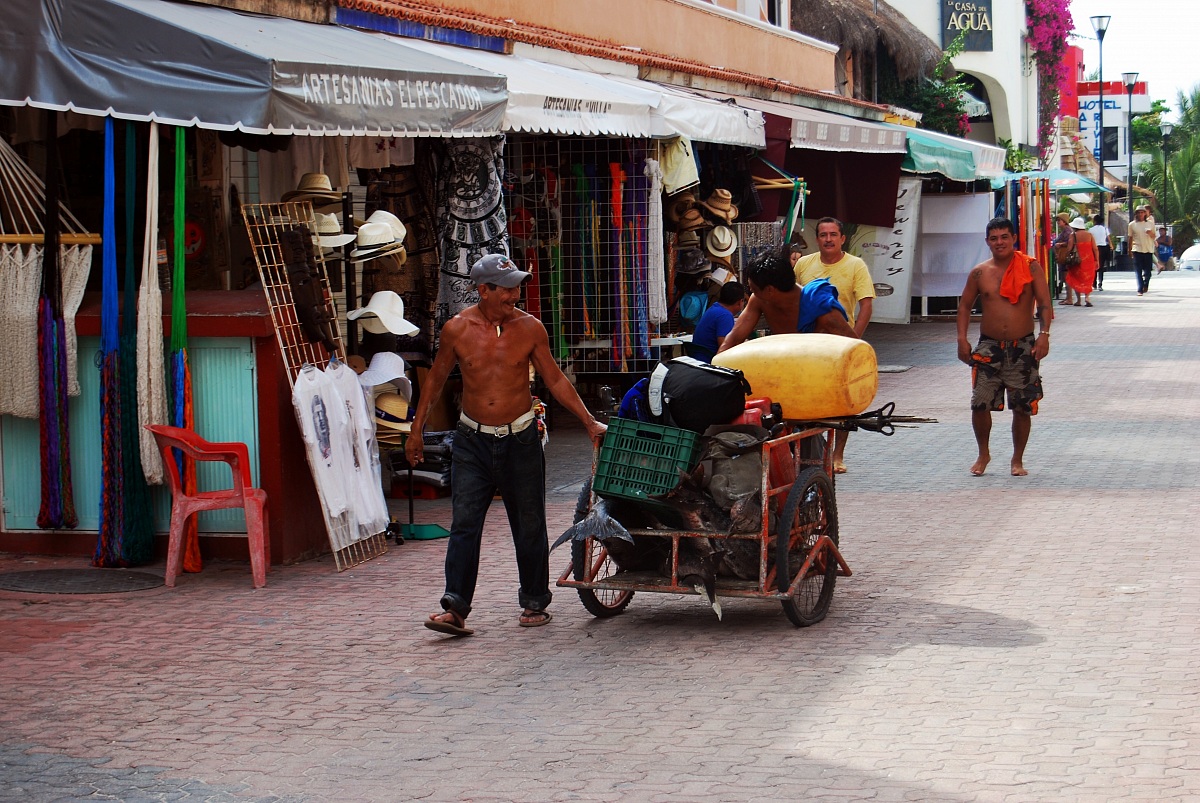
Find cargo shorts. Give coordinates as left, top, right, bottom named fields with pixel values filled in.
left=970, top=334, right=1043, bottom=415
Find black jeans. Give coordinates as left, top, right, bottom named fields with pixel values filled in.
left=1096, top=245, right=1111, bottom=288
left=1134, top=252, right=1154, bottom=293
left=439, top=421, right=551, bottom=617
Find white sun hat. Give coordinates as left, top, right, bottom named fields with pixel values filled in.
left=346, top=291, right=419, bottom=336
left=357, top=351, right=413, bottom=401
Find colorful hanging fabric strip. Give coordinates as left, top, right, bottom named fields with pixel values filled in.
left=168, top=126, right=202, bottom=573
left=628, top=160, right=649, bottom=360
left=610, top=162, right=627, bottom=370
left=94, top=117, right=126, bottom=567
left=119, top=122, right=153, bottom=565
left=36, top=111, right=77, bottom=530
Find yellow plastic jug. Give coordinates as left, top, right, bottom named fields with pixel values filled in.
left=713, top=334, right=878, bottom=420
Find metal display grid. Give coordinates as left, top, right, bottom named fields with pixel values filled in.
left=242, top=201, right=387, bottom=571
left=506, top=136, right=659, bottom=376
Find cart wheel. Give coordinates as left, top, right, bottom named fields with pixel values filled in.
left=569, top=478, right=633, bottom=618
left=776, top=466, right=839, bottom=627
left=572, top=539, right=634, bottom=617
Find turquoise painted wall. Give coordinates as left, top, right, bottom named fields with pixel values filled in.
left=2, top=336, right=259, bottom=533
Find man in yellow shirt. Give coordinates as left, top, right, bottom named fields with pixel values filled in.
left=794, top=216, right=876, bottom=474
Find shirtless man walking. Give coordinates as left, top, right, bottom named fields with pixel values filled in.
left=956, top=218, right=1053, bottom=477
left=407, top=254, right=606, bottom=636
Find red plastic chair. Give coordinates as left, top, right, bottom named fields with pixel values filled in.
left=145, top=424, right=269, bottom=588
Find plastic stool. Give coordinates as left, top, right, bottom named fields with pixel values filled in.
left=145, top=424, right=269, bottom=588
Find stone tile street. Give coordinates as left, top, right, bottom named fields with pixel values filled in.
left=1, top=270, right=1198, bottom=802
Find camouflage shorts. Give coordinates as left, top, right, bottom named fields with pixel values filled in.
left=970, top=335, right=1043, bottom=415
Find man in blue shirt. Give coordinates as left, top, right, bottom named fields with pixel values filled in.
left=690, top=281, right=745, bottom=362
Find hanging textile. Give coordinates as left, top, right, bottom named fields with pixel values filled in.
left=643, top=158, right=668, bottom=326
left=94, top=118, right=125, bottom=566
left=119, top=122, right=153, bottom=564
left=137, top=122, right=168, bottom=484
left=0, top=245, right=42, bottom=418
left=168, top=126, right=201, bottom=574
left=35, top=113, right=77, bottom=530
left=626, top=160, right=650, bottom=361
left=434, top=138, right=509, bottom=331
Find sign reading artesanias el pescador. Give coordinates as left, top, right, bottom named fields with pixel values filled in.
left=941, top=0, right=993, bottom=51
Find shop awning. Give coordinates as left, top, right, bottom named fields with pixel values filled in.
left=2, top=0, right=508, bottom=136
left=639, top=81, right=766, bottom=148
left=398, top=40, right=659, bottom=138
left=698, top=93, right=907, bottom=154
left=988, top=169, right=1112, bottom=194
left=893, top=126, right=1007, bottom=181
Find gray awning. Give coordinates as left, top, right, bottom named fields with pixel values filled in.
left=1, top=0, right=507, bottom=136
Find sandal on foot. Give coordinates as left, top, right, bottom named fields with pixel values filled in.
left=425, top=610, right=474, bottom=636
left=518, top=610, right=553, bottom=628
left=1072, top=301, right=1081, bottom=306
left=1085, top=301, right=1093, bottom=307
left=832, top=460, right=848, bottom=475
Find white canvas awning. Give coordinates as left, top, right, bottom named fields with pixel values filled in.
left=2, top=0, right=508, bottom=136
left=694, top=93, right=907, bottom=154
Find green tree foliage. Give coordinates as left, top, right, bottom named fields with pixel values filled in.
left=1131, top=99, right=1171, bottom=153
left=878, top=33, right=970, bottom=137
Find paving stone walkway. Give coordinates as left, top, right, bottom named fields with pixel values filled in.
left=1, top=271, right=1197, bottom=801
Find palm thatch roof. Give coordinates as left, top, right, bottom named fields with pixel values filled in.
left=791, top=0, right=942, bottom=81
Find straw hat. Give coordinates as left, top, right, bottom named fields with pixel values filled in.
left=699, top=188, right=738, bottom=223
left=357, top=351, right=412, bottom=401
left=282, top=173, right=342, bottom=208
left=676, top=207, right=708, bottom=232
left=676, top=228, right=701, bottom=251
left=666, top=191, right=697, bottom=223
left=365, top=209, right=408, bottom=244
left=349, top=222, right=407, bottom=264
left=675, top=248, right=711, bottom=275
left=705, top=225, right=738, bottom=258
left=374, top=392, right=413, bottom=430
left=311, top=213, right=356, bottom=248
left=347, top=291, right=419, bottom=336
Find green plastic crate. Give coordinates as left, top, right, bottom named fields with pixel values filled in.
left=593, top=418, right=701, bottom=510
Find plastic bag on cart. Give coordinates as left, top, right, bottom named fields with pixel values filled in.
left=698, top=425, right=769, bottom=540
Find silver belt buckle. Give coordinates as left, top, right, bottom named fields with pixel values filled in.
left=493, top=424, right=508, bottom=438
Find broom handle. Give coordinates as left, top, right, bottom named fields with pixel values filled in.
left=0, top=233, right=102, bottom=245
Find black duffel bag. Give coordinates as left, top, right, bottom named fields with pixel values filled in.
left=648, top=357, right=752, bottom=433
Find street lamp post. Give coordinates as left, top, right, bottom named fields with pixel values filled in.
left=1091, top=16, right=1110, bottom=205
left=1123, top=71, right=1138, bottom=223
left=1160, top=122, right=1174, bottom=234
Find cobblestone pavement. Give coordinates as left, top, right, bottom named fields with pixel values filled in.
left=2, top=271, right=1197, bottom=802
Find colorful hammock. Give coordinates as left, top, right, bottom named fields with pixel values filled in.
left=168, top=126, right=201, bottom=573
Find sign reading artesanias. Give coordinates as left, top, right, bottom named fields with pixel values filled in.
left=941, top=0, right=993, bottom=51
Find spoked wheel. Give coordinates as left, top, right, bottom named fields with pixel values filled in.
left=776, top=466, right=839, bottom=627
left=569, top=477, right=633, bottom=618
left=572, top=539, right=634, bottom=617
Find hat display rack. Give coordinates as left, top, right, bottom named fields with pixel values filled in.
left=242, top=200, right=388, bottom=571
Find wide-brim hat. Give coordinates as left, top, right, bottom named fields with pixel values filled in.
left=311, top=213, right=356, bottom=247
left=666, top=191, right=697, bottom=223
left=708, top=251, right=733, bottom=270
left=676, top=248, right=711, bottom=275
left=349, top=222, right=407, bottom=264
left=1069, top=216, right=1088, bottom=230
left=676, top=207, right=708, bottom=232
left=676, top=228, right=701, bottom=250
left=705, top=225, right=738, bottom=258
left=699, top=188, right=739, bottom=223
left=282, top=173, right=342, bottom=207
left=374, top=391, right=413, bottom=431
left=358, top=351, right=413, bottom=401
left=347, top=291, right=419, bottom=336
left=365, top=209, right=408, bottom=244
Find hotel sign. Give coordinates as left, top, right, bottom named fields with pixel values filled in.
left=941, top=0, right=993, bottom=51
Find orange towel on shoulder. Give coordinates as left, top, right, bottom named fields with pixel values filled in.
left=999, top=250, right=1033, bottom=304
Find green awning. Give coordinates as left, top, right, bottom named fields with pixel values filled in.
left=900, top=128, right=977, bottom=182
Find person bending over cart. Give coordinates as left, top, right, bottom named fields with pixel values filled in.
left=717, top=244, right=856, bottom=354
left=407, top=254, right=606, bottom=637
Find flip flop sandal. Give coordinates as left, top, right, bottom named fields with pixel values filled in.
left=518, top=610, right=553, bottom=628
left=1085, top=301, right=1093, bottom=307
left=1072, top=302, right=1081, bottom=306
left=424, top=610, right=474, bottom=636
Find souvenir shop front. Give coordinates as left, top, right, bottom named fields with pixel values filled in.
left=0, top=0, right=508, bottom=564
